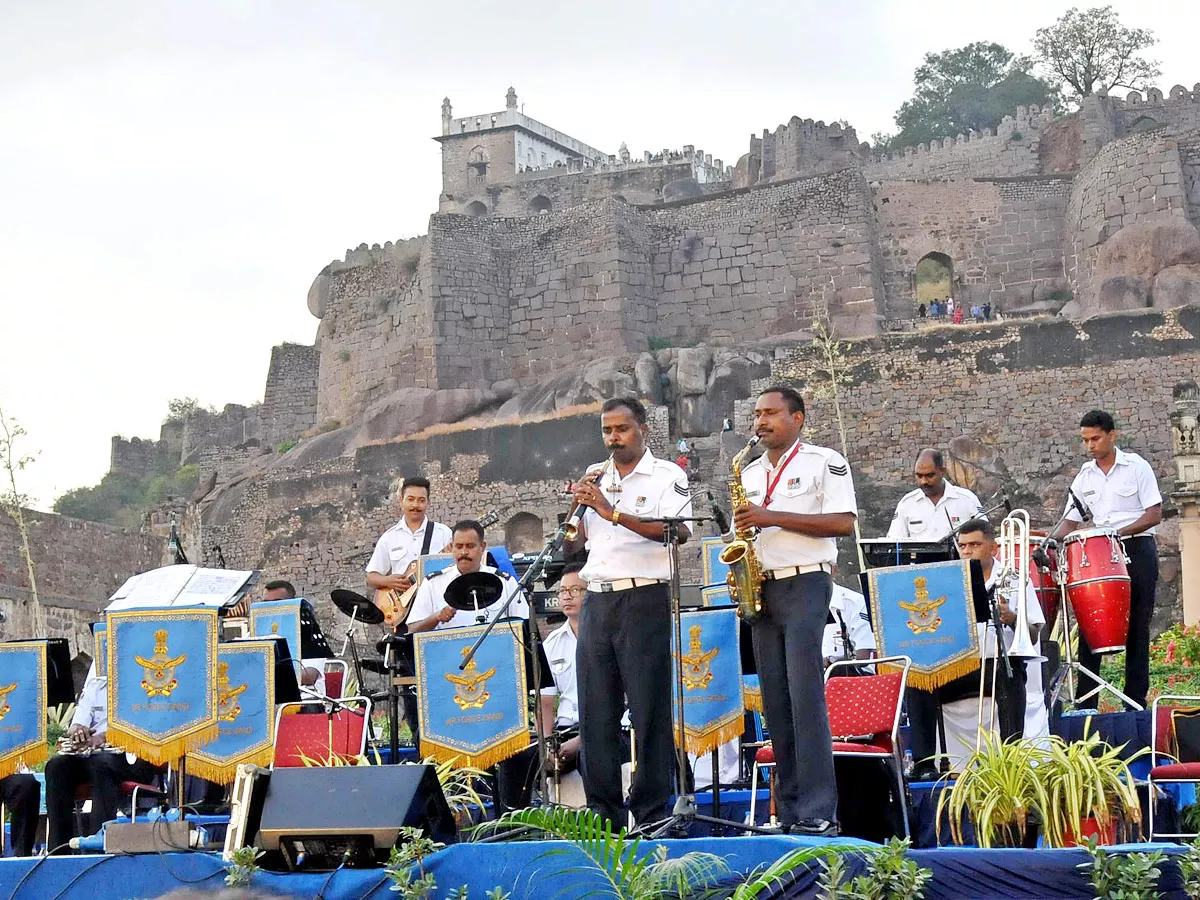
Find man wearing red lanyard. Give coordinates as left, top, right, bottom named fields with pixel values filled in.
left=733, top=385, right=858, bottom=836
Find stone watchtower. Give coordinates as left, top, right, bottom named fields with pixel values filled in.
left=434, top=87, right=609, bottom=217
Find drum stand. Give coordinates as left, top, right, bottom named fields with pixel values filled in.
left=643, top=515, right=776, bottom=838
left=1048, top=580, right=1142, bottom=711
left=338, top=607, right=380, bottom=745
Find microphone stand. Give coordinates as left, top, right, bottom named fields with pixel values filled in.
left=460, top=525, right=568, bottom=810
left=640, top=513, right=777, bottom=837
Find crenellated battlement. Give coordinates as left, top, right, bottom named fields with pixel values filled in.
left=516, top=143, right=732, bottom=183
left=868, top=104, right=1055, bottom=165
left=1116, top=84, right=1200, bottom=107
left=739, top=115, right=866, bottom=186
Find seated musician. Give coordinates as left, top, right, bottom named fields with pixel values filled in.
left=405, top=520, right=528, bottom=632
left=44, top=660, right=161, bottom=852
left=823, top=564, right=877, bottom=670
left=0, top=772, right=39, bottom=856
left=939, top=519, right=1046, bottom=770
left=227, top=580, right=329, bottom=694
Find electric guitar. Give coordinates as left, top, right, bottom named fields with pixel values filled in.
left=372, top=510, right=500, bottom=627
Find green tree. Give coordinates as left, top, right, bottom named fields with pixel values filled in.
left=879, top=42, right=1061, bottom=152
left=1033, top=5, right=1160, bottom=102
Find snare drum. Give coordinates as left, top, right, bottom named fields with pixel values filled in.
left=1062, top=528, right=1131, bottom=654
left=1028, top=531, right=1060, bottom=633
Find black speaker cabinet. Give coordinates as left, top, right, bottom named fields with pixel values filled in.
left=253, top=765, right=456, bottom=865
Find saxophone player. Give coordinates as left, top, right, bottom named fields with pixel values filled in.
left=733, top=386, right=858, bottom=837
left=565, top=397, right=692, bottom=831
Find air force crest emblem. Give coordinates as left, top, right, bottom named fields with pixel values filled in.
left=681, top=624, right=719, bottom=690
left=899, top=576, right=947, bottom=635
left=0, top=682, right=15, bottom=721
left=445, top=647, right=497, bottom=710
left=216, top=662, right=247, bottom=722
left=135, top=629, right=187, bottom=698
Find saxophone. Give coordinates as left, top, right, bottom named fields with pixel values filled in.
left=720, top=436, right=765, bottom=623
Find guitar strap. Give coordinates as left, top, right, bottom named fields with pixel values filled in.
left=420, top=521, right=439, bottom=557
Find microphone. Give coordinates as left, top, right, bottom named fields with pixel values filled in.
left=1069, top=489, right=1092, bottom=522
left=707, top=492, right=731, bottom=537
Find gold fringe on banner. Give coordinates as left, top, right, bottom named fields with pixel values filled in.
left=681, top=714, right=745, bottom=757
left=420, top=731, right=530, bottom=771
left=744, top=685, right=762, bottom=713
left=886, top=656, right=980, bottom=693
left=0, top=744, right=46, bottom=782
left=186, top=746, right=275, bottom=786
left=105, top=722, right=220, bottom=767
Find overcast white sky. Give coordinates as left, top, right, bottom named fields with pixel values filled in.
left=1, top=0, right=1193, bottom=510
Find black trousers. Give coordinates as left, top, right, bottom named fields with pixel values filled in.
left=45, top=752, right=161, bottom=852
left=578, top=583, right=673, bottom=827
left=1076, top=535, right=1158, bottom=709
left=751, top=571, right=837, bottom=825
left=1, top=773, right=39, bottom=856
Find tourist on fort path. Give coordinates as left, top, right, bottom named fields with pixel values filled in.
left=952, top=305, right=963, bottom=325
left=970, top=304, right=982, bottom=321
left=983, top=302, right=992, bottom=321
left=917, top=302, right=926, bottom=319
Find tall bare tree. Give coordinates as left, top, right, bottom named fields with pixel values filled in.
left=1033, top=6, right=1160, bottom=103
left=0, top=405, right=46, bottom=636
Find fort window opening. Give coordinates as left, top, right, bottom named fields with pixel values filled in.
left=467, top=146, right=490, bottom=185
left=915, top=252, right=953, bottom=311
left=1129, top=116, right=1162, bottom=133
left=504, top=512, right=544, bottom=553
left=530, top=195, right=552, bottom=215
left=464, top=201, right=488, bottom=217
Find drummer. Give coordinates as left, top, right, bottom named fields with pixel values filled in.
left=406, top=519, right=529, bottom=632
left=1050, top=410, right=1162, bottom=709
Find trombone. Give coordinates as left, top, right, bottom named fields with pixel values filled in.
left=976, top=509, right=1039, bottom=752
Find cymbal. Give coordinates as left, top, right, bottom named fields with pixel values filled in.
left=331, top=589, right=385, bottom=626
left=443, top=571, right=504, bottom=611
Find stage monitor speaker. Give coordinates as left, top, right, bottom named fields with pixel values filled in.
left=251, top=765, right=456, bottom=866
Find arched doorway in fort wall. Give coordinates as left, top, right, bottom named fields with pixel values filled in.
left=464, top=200, right=489, bottom=218
left=914, top=252, right=953, bottom=314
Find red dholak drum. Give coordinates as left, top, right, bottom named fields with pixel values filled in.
left=1062, top=528, right=1131, bottom=654
left=1028, top=531, right=1060, bottom=634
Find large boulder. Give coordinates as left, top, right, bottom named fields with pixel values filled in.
left=356, top=387, right=497, bottom=445
left=679, top=394, right=713, bottom=437
left=1095, top=218, right=1200, bottom=282
left=674, top=347, right=713, bottom=396
left=707, top=351, right=770, bottom=423
left=634, top=353, right=662, bottom=404
left=1152, top=264, right=1200, bottom=310
left=494, top=358, right=636, bottom=419
left=307, top=272, right=330, bottom=319
left=1092, top=276, right=1152, bottom=314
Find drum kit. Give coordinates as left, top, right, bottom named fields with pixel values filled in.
left=329, top=573, right=507, bottom=759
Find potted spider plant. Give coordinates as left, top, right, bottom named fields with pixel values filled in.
left=1039, top=724, right=1146, bottom=848
left=934, top=733, right=1049, bottom=848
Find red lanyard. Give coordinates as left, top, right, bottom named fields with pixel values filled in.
left=763, top=442, right=803, bottom=507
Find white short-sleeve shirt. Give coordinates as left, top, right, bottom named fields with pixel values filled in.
left=578, top=450, right=693, bottom=583
left=887, top=483, right=983, bottom=540
left=408, top=564, right=529, bottom=630
left=1063, top=448, right=1163, bottom=535
left=822, top=584, right=877, bottom=661
left=72, top=662, right=108, bottom=734
left=739, top=439, right=858, bottom=569
left=366, top=518, right=453, bottom=576
left=540, top=622, right=579, bottom=728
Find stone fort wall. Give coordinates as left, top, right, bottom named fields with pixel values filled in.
left=0, top=510, right=164, bottom=656
left=260, top=342, right=319, bottom=449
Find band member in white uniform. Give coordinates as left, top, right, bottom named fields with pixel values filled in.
left=823, top=568, right=877, bottom=668
left=733, top=385, right=857, bottom=837
left=940, top=519, right=1046, bottom=770
left=888, top=449, right=982, bottom=540
left=406, top=520, right=528, bottom=632
left=1050, top=410, right=1162, bottom=709
left=367, top=476, right=453, bottom=594
left=567, top=397, right=691, bottom=829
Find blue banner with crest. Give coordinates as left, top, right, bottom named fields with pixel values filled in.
left=0, top=642, right=47, bottom=778
left=92, top=622, right=108, bottom=678
left=249, top=600, right=302, bottom=667
left=868, top=559, right=979, bottom=690
left=106, top=607, right=219, bottom=764
left=671, top=607, right=744, bottom=755
left=414, top=623, right=528, bottom=768
left=188, top=640, right=275, bottom=783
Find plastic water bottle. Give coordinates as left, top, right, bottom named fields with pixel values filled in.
left=903, top=748, right=914, bottom=777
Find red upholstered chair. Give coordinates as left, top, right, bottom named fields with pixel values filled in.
left=272, top=697, right=371, bottom=768
left=324, top=660, right=347, bottom=700
left=824, top=655, right=913, bottom=840
left=1148, top=695, right=1200, bottom=840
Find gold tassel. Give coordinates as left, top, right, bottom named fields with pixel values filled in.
left=187, top=746, right=274, bottom=785
left=681, top=714, right=744, bottom=757
left=0, top=744, right=46, bottom=781
left=744, top=686, right=763, bottom=713
left=892, top=656, right=981, bottom=692
left=420, top=731, right=531, bottom=770
left=106, top=721, right=220, bottom=766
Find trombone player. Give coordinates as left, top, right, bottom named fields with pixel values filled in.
left=939, top=518, right=1047, bottom=770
